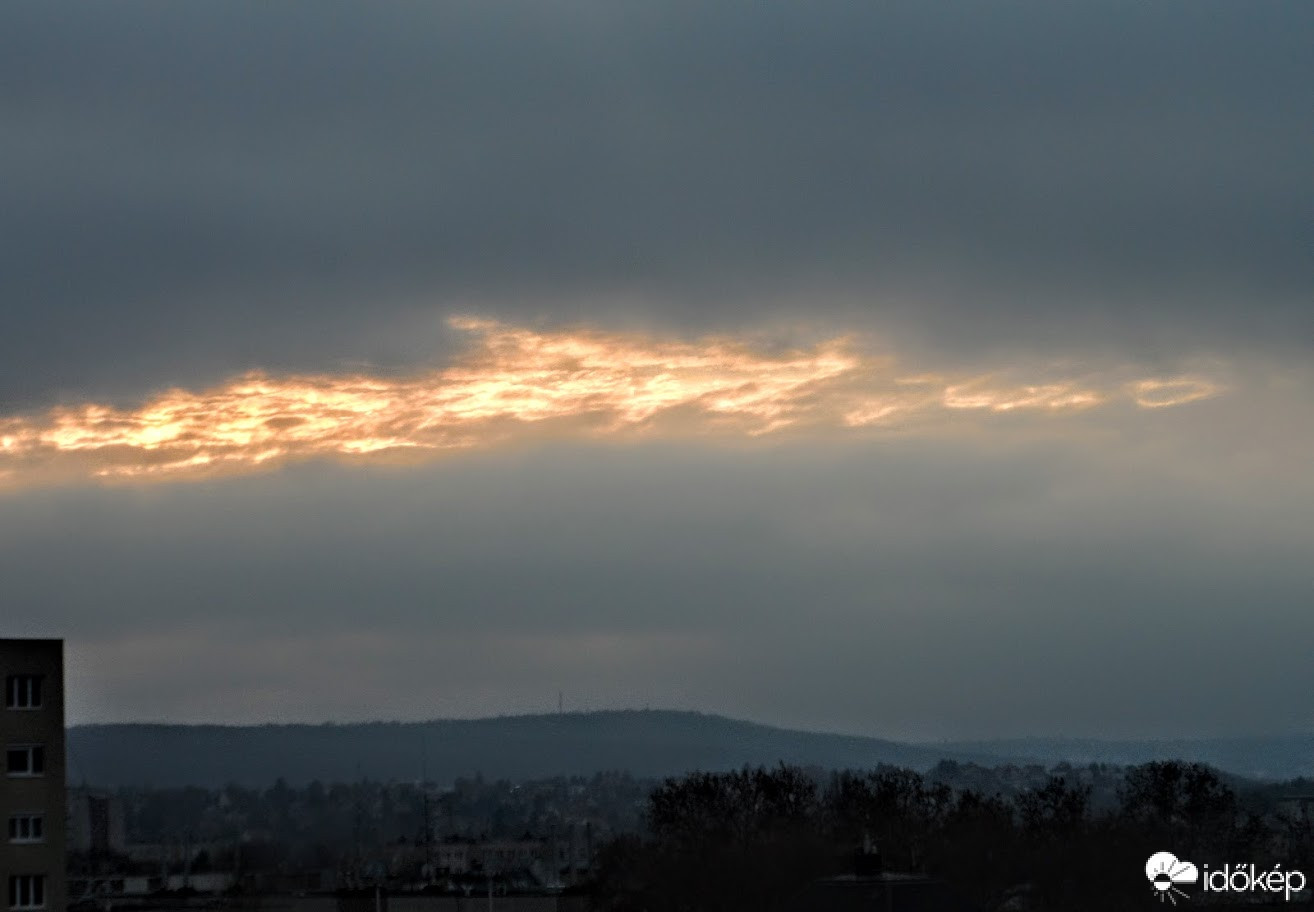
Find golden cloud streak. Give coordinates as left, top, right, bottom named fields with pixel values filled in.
left=0, top=318, right=1223, bottom=488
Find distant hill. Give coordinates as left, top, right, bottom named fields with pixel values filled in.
left=65, top=711, right=1314, bottom=788
left=938, top=735, right=1314, bottom=782
left=67, top=710, right=1007, bottom=788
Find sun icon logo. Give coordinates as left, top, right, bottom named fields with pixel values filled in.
left=1146, top=852, right=1199, bottom=905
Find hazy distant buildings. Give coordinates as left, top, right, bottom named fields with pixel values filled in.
left=0, top=639, right=66, bottom=912
left=407, top=830, right=595, bottom=891
left=67, top=791, right=126, bottom=855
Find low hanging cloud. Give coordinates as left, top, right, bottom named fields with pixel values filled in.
left=0, top=317, right=1223, bottom=489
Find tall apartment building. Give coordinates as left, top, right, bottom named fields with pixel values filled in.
left=0, top=640, right=65, bottom=912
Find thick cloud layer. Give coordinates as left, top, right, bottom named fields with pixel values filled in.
left=2, top=2, right=1310, bottom=739
left=3, top=2, right=1311, bottom=408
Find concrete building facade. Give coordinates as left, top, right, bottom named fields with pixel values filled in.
left=1, top=640, right=65, bottom=912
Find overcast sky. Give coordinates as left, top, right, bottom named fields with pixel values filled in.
left=2, top=1, right=1311, bottom=740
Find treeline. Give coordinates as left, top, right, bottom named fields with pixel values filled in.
left=589, top=761, right=1314, bottom=911
left=113, top=771, right=650, bottom=851
left=106, top=759, right=1140, bottom=849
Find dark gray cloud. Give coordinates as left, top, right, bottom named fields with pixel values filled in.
left=3, top=3, right=1311, bottom=740
left=2, top=1, right=1311, bottom=408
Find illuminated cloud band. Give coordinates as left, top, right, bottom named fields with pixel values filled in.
left=0, top=318, right=1221, bottom=488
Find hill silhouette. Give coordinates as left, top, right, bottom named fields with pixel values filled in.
left=68, top=710, right=1004, bottom=787
left=65, top=710, right=1314, bottom=787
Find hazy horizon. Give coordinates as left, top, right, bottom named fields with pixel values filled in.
left=58, top=705, right=1314, bottom=747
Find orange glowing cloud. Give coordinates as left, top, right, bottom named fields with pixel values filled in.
left=1128, top=377, right=1222, bottom=408
left=0, top=318, right=1223, bottom=488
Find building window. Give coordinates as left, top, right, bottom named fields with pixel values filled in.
left=4, top=676, right=42, bottom=710
left=8, top=876, right=45, bottom=910
left=7, top=815, right=43, bottom=844
left=4, top=746, right=44, bottom=777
